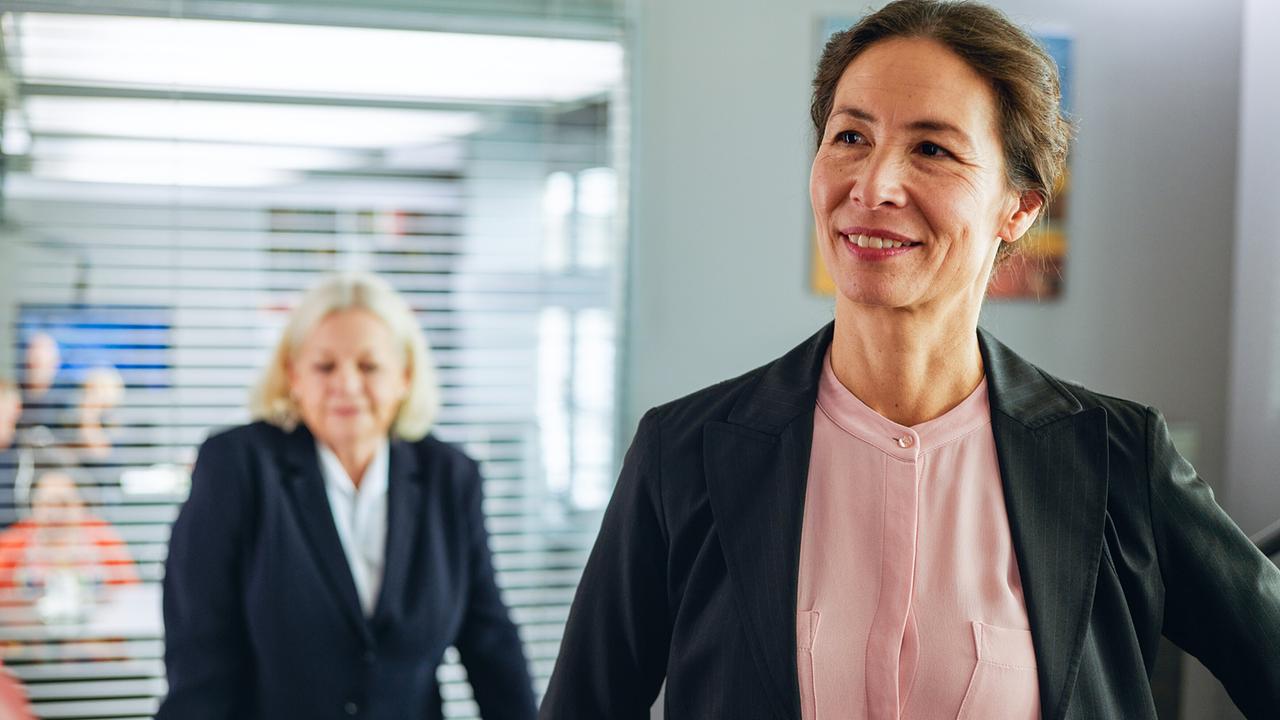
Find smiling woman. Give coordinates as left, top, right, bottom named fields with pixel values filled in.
left=250, top=275, right=439, bottom=478
left=159, top=273, right=536, bottom=720
left=284, top=309, right=412, bottom=485
left=539, top=1, right=1280, bottom=718
left=810, top=36, right=1044, bottom=353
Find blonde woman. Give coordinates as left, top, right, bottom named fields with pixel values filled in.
left=159, top=273, right=535, bottom=720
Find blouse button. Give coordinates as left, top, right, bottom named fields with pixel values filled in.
left=897, top=435, right=914, bottom=449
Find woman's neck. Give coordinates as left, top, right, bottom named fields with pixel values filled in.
left=830, top=298, right=984, bottom=427
left=325, top=438, right=381, bottom=489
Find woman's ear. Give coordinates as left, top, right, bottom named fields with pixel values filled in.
left=1000, top=190, right=1046, bottom=243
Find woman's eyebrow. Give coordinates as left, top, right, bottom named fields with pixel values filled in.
left=906, top=118, right=970, bottom=139
left=831, top=105, right=878, bottom=123
left=832, top=105, right=972, bottom=141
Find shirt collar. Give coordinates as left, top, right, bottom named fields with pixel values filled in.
left=816, top=347, right=991, bottom=457
left=316, top=438, right=390, bottom=500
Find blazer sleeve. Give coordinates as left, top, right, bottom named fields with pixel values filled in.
left=1147, top=407, right=1280, bottom=717
left=156, top=431, right=256, bottom=719
left=539, top=409, right=670, bottom=719
left=453, top=454, right=538, bottom=720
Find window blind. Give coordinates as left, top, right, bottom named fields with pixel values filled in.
left=0, top=3, right=627, bottom=717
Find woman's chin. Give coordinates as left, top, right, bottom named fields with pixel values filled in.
left=312, top=418, right=382, bottom=448
left=833, top=281, right=918, bottom=311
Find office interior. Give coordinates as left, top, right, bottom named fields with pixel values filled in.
left=0, top=0, right=1275, bottom=718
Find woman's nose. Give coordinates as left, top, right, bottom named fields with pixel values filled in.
left=330, top=364, right=362, bottom=393
left=850, top=152, right=907, bottom=209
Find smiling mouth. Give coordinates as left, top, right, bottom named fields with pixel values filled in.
left=841, top=233, right=923, bottom=249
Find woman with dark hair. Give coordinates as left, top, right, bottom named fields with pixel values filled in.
left=540, top=1, right=1280, bottom=718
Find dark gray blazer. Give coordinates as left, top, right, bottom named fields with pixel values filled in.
left=159, top=422, right=536, bottom=720
left=540, top=323, right=1280, bottom=719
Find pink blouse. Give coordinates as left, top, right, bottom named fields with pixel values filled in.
left=797, top=351, right=1039, bottom=720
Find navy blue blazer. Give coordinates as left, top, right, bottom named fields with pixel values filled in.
left=158, top=421, right=536, bottom=720
left=540, top=323, right=1280, bottom=719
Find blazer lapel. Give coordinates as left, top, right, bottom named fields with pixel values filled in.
left=280, top=426, right=373, bottom=644
left=704, top=324, right=833, bottom=720
left=372, top=438, right=423, bottom=623
left=980, top=329, right=1110, bottom=720
left=701, top=325, right=1109, bottom=720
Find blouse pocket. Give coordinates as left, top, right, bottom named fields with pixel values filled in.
left=796, top=610, right=821, bottom=720
left=955, top=622, right=1040, bottom=720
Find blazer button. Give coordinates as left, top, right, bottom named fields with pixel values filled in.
left=344, top=701, right=359, bottom=715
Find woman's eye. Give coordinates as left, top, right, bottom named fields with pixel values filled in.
left=359, top=363, right=380, bottom=373
left=835, top=130, right=863, bottom=145
left=313, top=363, right=335, bottom=373
left=919, top=141, right=950, bottom=158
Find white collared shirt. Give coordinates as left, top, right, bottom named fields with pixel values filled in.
left=316, top=439, right=389, bottom=618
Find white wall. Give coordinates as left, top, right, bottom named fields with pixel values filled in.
left=625, top=0, right=835, bottom=430
left=1226, top=0, right=1280, bottom=537
left=628, top=0, right=1248, bottom=717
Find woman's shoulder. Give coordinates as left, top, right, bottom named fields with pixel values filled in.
left=399, top=433, right=483, bottom=480
left=1047, top=375, right=1156, bottom=444
left=396, top=435, right=490, bottom=510
left=980, top=329, right=1155, bottom=439
left=192, top=421, right=295, bottom=473
left=202, top=420, right=289, bottom=448
left=403, top=432, right=469, bottom=458
left=996, top=347, right=1157, bottom=449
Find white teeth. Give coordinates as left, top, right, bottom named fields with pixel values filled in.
left=846, top=234, right=915, bottom=249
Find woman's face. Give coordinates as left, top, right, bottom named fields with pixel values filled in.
left=32, top=472, right=86, bottom=539
left=811, top=37, right=1041, bottom=314
left=288, top=309, right=409, bottom=451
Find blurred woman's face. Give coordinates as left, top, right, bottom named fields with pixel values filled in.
left=32, top=472, right=86, bottom=538
left=0, top=392, right=19, bottom=449
left=288, top=309, right=409, bottom=452
left=810, top=37, right=1040, bottom=315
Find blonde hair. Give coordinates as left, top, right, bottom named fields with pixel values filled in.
left=250, top=272, right=440, bottom=440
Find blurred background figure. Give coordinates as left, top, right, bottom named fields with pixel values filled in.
left=0, top=660, right=33, bottom=720
left=0, top=464, right=139, bottom=623
left=67, top=367, right=125, bottom=463
left=15, top=334, right=61, bottom=448
left=159, top=273, right=536, bottom=720
left=18, top=334, right=58, bottom=406
left=0, top=384, right=21, bottom=530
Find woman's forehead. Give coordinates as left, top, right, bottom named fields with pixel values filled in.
left=296, top=309, right=403, bottom=358
left=834, top=37, right=999, bottom=135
